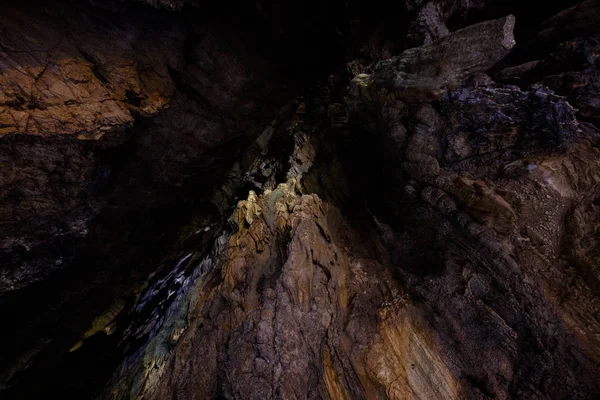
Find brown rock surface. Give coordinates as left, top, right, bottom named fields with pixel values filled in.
left=101, top=181, right=464, bottom=399
left=1, top=1, right=600, bottom=399
left=0, top=0, right=295, bottom=292
left=374, top=15, right=516, bottom=99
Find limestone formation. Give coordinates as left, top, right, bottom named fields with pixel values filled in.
left=1, top=1, right=600, bottom=399
left=374, top=15, right=516, bottom=99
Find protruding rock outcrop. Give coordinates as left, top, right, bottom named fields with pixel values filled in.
left=374, top=15, right=516, bottom=99
left=101, top=180, right=464, bottom=400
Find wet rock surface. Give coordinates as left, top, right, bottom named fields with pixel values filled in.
left=1, top=0, right=600, bottom=399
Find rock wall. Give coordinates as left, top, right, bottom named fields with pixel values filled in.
left=1, top=0, right=599, bottom=399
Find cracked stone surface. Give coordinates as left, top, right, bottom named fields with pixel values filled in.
left=1, top=0, right=600, bottom=399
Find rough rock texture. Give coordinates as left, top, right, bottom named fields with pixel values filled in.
left=345, top=81, right=600, bottom=397
left=525, top=33, right=600, bottom=128
left=342, top=10, right=600, bottom=398
left=374, top=15, right=516, bottom=99
left=405, top=0, right=486, bottom=45
left=101, top=180, right=463, bottom=400
left=94, top=10, right=600, bottom=397
left=1, top=0, right=600, bottom=399
left=0, top=0, right=295, bottom=293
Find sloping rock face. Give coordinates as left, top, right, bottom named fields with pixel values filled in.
left=345, top=69, right=600, bottom=400
left=102, top=181, right=463, bottom=399
left=1, top=0, right=600, bottom=399
left=0, top=0, right=299, bottom=293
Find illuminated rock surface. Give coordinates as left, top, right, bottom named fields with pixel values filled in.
left=0, top=0, right=599, bottom=399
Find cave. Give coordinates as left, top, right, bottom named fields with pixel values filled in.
left=1, top=0, right=599, bottom=399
